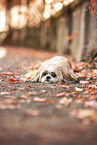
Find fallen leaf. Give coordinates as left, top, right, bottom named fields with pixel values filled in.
left=91, top=2, right=97, bottom=14
left=53, top=92, right=66, bottom=98
left=59, top=97, right=73, bottom=106
left=3, top=72, right=13, bottom=76
left=75, top=87, right=83, bottom=92
left=18, top=86, right=25, bottom=90
left=27, top=85, right=34, bottom=88
left=91, top=0, right=97, bottom=3
left=13, top=74, right=19, bottom=77
left=20, top=94, right=28, bottom=99
left=79, top=80, right=89, bottom=84
left=9, top=90, right=14, bottom=93
left=60, top=85, right=69, bottom=89
left=0, top=92, right=11, bottom=95
left=33, top=97, right=47, bottom=102
left=8, top=78, right=21, bottom=84
left=28, top=92, right=40, bottom=96
left=57, top=82, right=64, bottom=84
left=72, top=91, right=79, bottom=95
left=33, top=97, right=53, bottom=104
left=41, top=90, right=47, bottom=93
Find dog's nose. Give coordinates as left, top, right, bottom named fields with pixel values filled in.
left=46, top=76, right=51, bottom=80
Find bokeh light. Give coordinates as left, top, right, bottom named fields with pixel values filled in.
left=0, top=0, right=75, bottom=31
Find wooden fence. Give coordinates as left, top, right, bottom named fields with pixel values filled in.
left=0, top=0, right=97, bottom=61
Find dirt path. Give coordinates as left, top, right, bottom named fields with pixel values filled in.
left=0, top=46, right=97, bottom=145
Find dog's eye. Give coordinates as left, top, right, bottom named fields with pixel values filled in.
left=51, top=72, right=57, bottom=77
left=42, top=71, right=48, bottom=76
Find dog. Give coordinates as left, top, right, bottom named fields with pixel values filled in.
left=23, top=56, right=78, bottom=83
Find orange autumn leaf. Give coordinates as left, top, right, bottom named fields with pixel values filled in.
left=9, top=90, right=14, bottom=93
left=91, top=0, right=97, bottom=3
left=8, top=78, right=21, bottom=84
left=91, top=0, right=97, bottom=14
left=92, top=3, right=97, bottom=14
left=57, top=82, right=64, bottom=84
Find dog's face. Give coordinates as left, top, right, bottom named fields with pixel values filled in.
left=23, top=56, right=77, bottom=83
left=39, top=67, right=63, bottom=83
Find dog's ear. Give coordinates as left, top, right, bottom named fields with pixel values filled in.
left=62, top=69, right=77, bottom=81
left=61, top=60, right=77, bottom=81
left=24, top=69, right=40, bottom=82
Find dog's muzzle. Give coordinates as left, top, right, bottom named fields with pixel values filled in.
left=45, top=75, right=51, bottom=82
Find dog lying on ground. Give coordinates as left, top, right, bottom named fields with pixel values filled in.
left=22, top=56, right=78, bottom=83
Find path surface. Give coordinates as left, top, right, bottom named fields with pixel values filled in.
left=0, top=46, right=97, bottom=145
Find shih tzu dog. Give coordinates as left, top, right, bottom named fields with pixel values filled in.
left=22, top=56, right=78, bottom=83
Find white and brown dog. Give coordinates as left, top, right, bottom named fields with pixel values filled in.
left=22, top=56, right=78, bottom=83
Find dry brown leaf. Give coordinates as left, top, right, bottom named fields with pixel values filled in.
left=53, top=92, right=67, bottom=98
left=33, top=97, right=53, bottom=104
left=33, top=97, right=47, bottom=102
left=59, top=97, right=73, bottom=106
left=60, top=85, right=69, bottom=89
left=28, top=91, right=40, bottom=96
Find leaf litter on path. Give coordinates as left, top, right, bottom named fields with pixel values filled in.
left=0, top=46, right=97, bottom=126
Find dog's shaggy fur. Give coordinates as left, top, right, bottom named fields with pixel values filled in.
left=23, top=56, right=78, bottom=83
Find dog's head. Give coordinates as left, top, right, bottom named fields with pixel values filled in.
left=23, top=56, right=77, bottom=83
left=39, top=66, right=63, bottom=83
